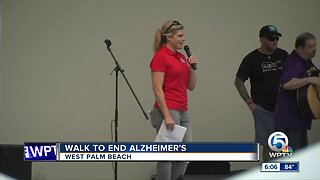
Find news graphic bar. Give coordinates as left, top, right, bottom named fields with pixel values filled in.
left=24, top=143, right=57, bottom=161
left=58, top=142, right=259, bottom=161
left=260, top=162, right=299, bottom=172
left=24, top=142, right=258, bottom=162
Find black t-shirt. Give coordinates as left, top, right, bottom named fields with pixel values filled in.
left=236, top=48, right=289, bottom=111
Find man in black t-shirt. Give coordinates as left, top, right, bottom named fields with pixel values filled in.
left=235, top=25, right=289, bottom=162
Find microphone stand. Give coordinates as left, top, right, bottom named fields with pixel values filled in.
left=105, top=40, right=149, bottom=180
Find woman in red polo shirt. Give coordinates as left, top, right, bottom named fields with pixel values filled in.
left=149, top=20, right=197, bottom=180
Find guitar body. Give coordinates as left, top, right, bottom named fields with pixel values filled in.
left=297, top=84, right=320, bottom=119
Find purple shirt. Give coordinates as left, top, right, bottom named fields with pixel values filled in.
left=275, top=51, right=315, bottom=130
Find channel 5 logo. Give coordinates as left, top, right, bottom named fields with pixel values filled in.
left=268, top=132, right=293, bottom=158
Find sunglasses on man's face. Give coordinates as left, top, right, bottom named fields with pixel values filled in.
left=164, top=21, right=182, bottom=34
left=266, top=36, right=280, bottom=42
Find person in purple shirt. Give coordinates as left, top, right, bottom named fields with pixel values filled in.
left=275, top=32, right=318, bottom=151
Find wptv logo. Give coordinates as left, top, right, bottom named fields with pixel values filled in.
left=24, top=143, right=57, bottom=161
left=268, top=132, right=293, bottom=158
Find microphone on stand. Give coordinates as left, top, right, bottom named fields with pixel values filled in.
left=104, top=39, right=112, bottom=50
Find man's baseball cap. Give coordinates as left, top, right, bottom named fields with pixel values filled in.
left=259, top=25, right=282, bottom=38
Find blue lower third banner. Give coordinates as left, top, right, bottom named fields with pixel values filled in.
left=25, top=142, right=259, bottom=161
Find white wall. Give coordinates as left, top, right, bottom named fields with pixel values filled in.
left=0, top=0, right=2, bottom=142
left=1, top=0, right=320, bottom=179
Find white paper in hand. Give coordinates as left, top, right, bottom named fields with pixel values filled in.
left=155, top=121, right=187, bottom=142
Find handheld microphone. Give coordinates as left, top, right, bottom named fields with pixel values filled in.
left=183, top=45, right=197, bottom=70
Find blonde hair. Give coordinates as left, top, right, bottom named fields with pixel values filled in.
left=153, top=20, right=184, bottom=52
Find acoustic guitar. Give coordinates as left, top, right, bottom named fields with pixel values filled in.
left=296, top=70, right=320, bottom=119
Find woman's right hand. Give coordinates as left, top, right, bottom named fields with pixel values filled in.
left=164, top=117, right=175, bottom=130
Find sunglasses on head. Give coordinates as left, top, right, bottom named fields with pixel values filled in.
left=266, top=36, right=280, bottom=41
left=164, top=21, right=182, bottom=34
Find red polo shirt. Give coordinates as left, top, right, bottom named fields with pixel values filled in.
left=150, top=45, right=190, bottom=111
